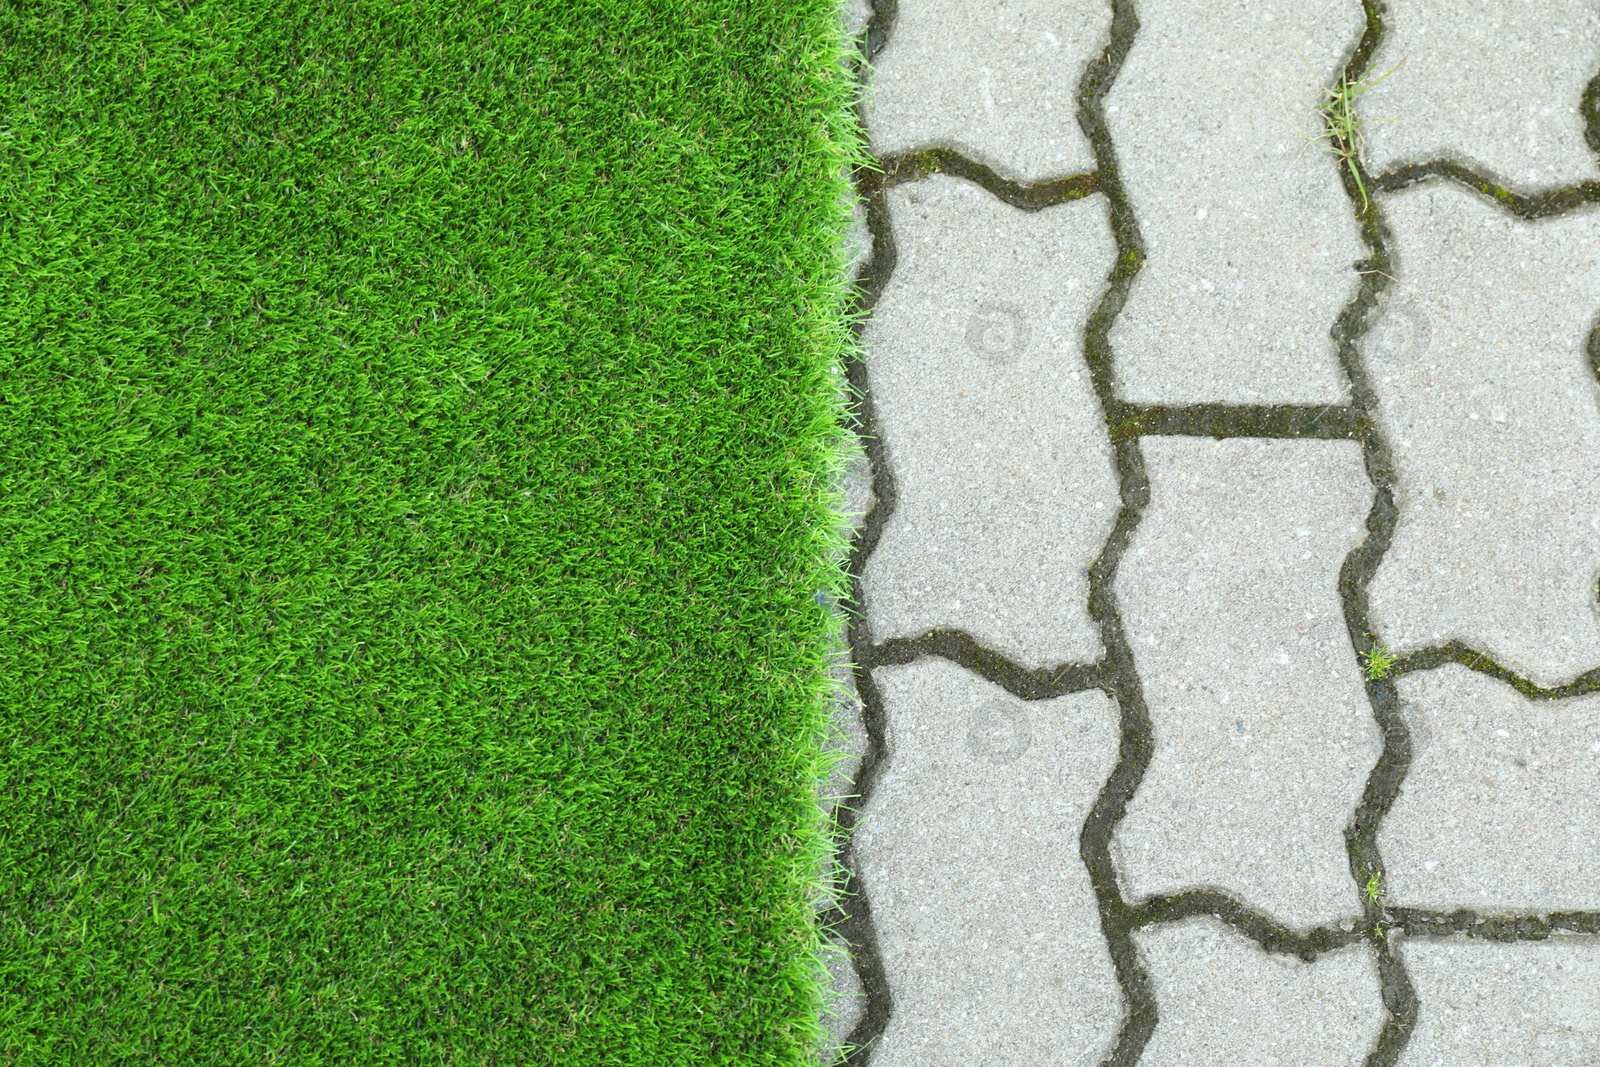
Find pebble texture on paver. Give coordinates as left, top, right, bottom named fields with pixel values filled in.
left=1380, top=666, right=1600, bottom=912
left=1366, top=182, right=1600, bottom=687
left=1361, top=0, right=1600, bottom=189
left=859, top=177, right=1118, bottom=669
left=830, top=0, right=1600, bottom=1062
left=1399, top=937, right=1600, bottom=1066
left=1137, top=920, right=1384, bottom=1067
left=853, top=659, right=1121, bottom=1066
left=862, top=0, right=1109, bottom=182
left=1106, top=0, right=1365, bottom=404
left=1113, top=438, right=1376, bottom=929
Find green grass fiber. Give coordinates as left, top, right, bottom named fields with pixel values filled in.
left=0, top=1, right=867, bottom=1061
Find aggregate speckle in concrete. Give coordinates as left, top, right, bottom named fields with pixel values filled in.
left=1360, top=0, right=1600, bottom=189
left=822, top=613, right=867, bottom=814
left=860, top=176, right=1119, bottom=668
left=839, top=433, right=875, bottom=541
left=839, top=0, right=871, bottom=45
left=1380, top=665, right=1600, bottom=912
left=844, top=193, right=874, bottom=287
left=819, top=932, right=865, bottom=1065
left=1366, top=182, right=1600, bottom=687
left=1137, top=919, right=1384, bottom=1067
left=1398, top=936, right=1600, bottom=1067
left=1113, top=438, right=1377, bottom=929
left=862, top=0, right=1110, bottom=183
left=837, top=0, right=1600, bottom=1059
left=1105, top=0, right=1366, bottom=404
left=853, top=658, right=1121, bottom=1066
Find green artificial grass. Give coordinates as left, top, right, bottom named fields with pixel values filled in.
left=0, top=2, right=867, bottom=1062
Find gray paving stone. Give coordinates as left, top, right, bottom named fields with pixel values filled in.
left=1137, top=919, right=1384, bottom=1067
left=845, top=188, right=872, bottom=285
left=1113, top=438, right=1376, bottom=928
left=840, top=0, right=871, bottom=45
left=819, top=932, right=864, bottom=1065
left=1398, top=936, right=1600, bottom=1067
left=1379, top=665, right=1600, bottom=912
left=840, top=430, right=874, bottom=532
left=859, top=176, right=1118, bottom=668
left=862, top=0, right=1109, bottom=182
left=821, top=418, right=873, bottom=811
left=822, top=616, right=867, bottom=815
left=853, top=658, right=1121, bottom=1066
left=844, top=0, right=1600, bottom=1052
left=1361, top=0, right=1600, bottom=189
left=1106, top=0, right=1365, bottom=404
left=1366, top=182, right=1600, bottom=687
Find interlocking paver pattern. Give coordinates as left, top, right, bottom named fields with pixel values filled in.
left=859, top=177, right=1117, bottom=667
left=1361, top=0, right=1600, bottom=189
left=1398, top=936, right=1600, bottom=1066
left=1366, top=181, right=1600, bottom=686
left=854, top=659, right=1121, bottom=1065
left=1113, top=438, right=1375, bottom=929
left=1106, top=0, right=1365, bottom=403
left=1380, top=666, right=1600, bottom=912
left=863, top=0, right=1109, bottom=182
left=1137, top=919, right=1383, bottom=1067
left=826, top=0, right=1600, bottom=1062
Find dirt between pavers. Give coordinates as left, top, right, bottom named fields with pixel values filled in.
left=822, top=0, right=1600, bottom=1065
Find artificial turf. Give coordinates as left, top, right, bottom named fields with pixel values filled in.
left=0, top=2, right=866, bottom=1062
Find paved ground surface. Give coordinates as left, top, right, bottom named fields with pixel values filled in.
left=818, top=1, right=1600, bottom=1064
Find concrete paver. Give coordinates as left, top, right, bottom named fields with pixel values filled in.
left=1106, top=0, right=1365, bottom=404
left=823, top=624, right=867, bottom=817
left=1138, top=919, right=1384, bottom=1067
left=1113, top=438, right=1376, bottom=928
left=860, top=176, right=1118, bottom=668
left=1398, top=936, right=1600, bottom=1066
left=840, top=0, right=871, bottom=44
left=1380, top=665, right=1600, bottom=912
left=862, top=0, right=1110, bottom=183
left=823, top=435, right=874, bottom=807
left=853, top=659, right=1121, bottom=1065
left=1366, top=182, right=1600, bottom=687
left=1360, top=0, right=1600, bottom=189
left=820, top=933, right=865, bottom=1064
left=836, top=0, right=1600, bottom=1061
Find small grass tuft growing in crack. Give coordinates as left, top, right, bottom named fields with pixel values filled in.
left=1364, top=871, right=1384, bottom=905
left=1362, top=638, right=1398, bottom=680
left=1301, top=55, right=1406, bottom=211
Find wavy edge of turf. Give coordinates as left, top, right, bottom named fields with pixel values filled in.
left=0, top=0, right=874, bottom=1061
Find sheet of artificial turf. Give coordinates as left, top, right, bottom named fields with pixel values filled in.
left=0, top=2, right=865, bottom=1062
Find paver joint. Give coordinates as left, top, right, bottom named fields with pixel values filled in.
left=821, top=1, right=1600, bottom=1065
